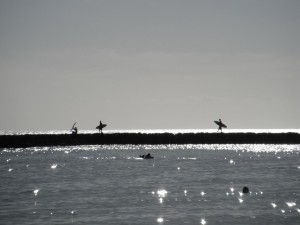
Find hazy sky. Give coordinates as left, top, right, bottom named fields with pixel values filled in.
left=1, top=0, right=300, bottom=131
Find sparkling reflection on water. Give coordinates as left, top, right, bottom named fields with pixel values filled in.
left=0, top=144, right=300, bottom=225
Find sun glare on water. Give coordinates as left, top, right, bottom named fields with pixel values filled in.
left=200, top=218, right=207, bottom=225
left=157, top=217, right=164, bottom=223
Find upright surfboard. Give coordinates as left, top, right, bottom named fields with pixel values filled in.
left=71, top=122, right=77, bottom=131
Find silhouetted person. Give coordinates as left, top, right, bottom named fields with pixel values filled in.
left=99, top=121, right=103, bottom=134
left=71, top=122, right=77, bottom=134
left=215, top=118, right=228, bottom=133
left=139, top=153, right=153, bottom=159
left=72, top=127, right=78, bottom=135
left=217, top=119, right=223, bottom=133
left=96, top=120, right=107, bottom=134
left=145, top=153, right=153, bottom=159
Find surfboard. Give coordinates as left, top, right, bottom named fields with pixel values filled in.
left=214, top=121, right=227, bottom=128
left=71, top=122, right=76, bottom=131
left=96, top=124, right=107, bottom=129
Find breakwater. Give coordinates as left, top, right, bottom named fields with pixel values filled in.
left=1, top=132, right=300, bottom=148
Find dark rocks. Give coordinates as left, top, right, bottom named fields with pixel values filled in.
left=1, top=132, right=300, bottom=148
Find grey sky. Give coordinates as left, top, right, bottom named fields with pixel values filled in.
left=1, top=0, right=299, bottom=131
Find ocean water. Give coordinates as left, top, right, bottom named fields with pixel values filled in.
left=1, top=144, right=300, bottom=225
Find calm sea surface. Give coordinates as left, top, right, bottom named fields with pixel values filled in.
left=1, top=144, right=300, bottom=225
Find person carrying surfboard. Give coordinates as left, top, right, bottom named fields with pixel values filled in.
left=214, top=119, right=227, bottom=133
left=72, top=127, right=78, bottom=135
left=96, top=121, right=107, bottom=134
left=71, top=122, right=78, bottom=135
left=217, top=119, right=223, bottom=132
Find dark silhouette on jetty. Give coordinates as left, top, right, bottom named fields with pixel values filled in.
left=71, top=122, right=78, bottom=135
left=1, top=132, right=300, bottom=148
left=96, top=121, right=107, bottom=134
left=72, top=127, right=78, bottom=135
left=215, top=119, right=227, bottom=133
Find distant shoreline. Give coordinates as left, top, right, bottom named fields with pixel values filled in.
left=1, top=132, right=300, bottom=148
